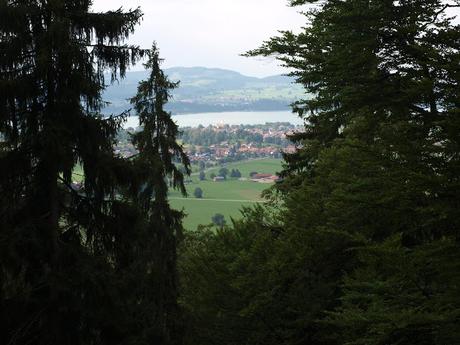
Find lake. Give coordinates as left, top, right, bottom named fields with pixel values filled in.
left=123, top=110, right=304, bottom=128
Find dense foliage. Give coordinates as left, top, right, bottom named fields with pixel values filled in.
left=0, top=1, right=188, bottom=344
left=180, top=1, right=460, bottom=345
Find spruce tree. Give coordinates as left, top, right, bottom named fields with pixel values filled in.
left=0, top=1, right=186, bottom=344
left=126, top=43, right=190, bottom=345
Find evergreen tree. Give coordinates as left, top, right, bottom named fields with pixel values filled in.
left=180, top=2, right=460, bottom=345
left=211, top=214, right=226, bottom=228
left=218, top=167, right=228, bottom=179
left=249, top=1, right=460, bottom=212
left=125, top=43, right=191, bottom=345
left=253, top=1, right=460, bottom=342
left=194, top=187, right=203, bottom=199
left=130, top=43, right=190, bottom=208
left=0, top=2, right=187, bottom=345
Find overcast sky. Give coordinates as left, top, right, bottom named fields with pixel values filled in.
left=91, top=0, right=459, bottom=77
left=91, top=0, right=306, bottom=77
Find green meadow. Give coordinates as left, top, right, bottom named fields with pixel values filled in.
left=170, top=158, right=283, bottom=229
left=72, top=158, right=283, bottom=229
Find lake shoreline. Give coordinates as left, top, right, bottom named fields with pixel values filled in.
left=123, top=110, right=304, bottom=128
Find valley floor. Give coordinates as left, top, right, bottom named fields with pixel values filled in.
left=169, top=158, right=282, bottom=229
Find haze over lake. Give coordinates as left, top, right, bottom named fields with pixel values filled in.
left=124, top=111, right=304, bottom=128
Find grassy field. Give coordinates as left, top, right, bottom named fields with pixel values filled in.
left=72, top=158, right=283, bottom=230
left=191, top=158, right=283, bottom=177
left=170, top=158, right=283, bottom=229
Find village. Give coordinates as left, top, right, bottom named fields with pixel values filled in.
left=115, top=122, right=299, bottom=165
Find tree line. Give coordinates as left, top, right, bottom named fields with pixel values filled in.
left=179, top=125, right=291, bottom=147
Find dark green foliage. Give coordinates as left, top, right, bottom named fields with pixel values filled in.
left=218, top=167, right=229, bottom=179
left=180, top=1, right=460, bottom=345
left=194, top=187, right=203, bottom=199
left=130, top=43, right=190, bottom=204
left=211, top=214, right=226, bottom=228
left=327, top=236, right=460, bottom=345
left=126, top=43, right=191, bottom=345
left=179, top=222, right=259, bottom=345
left=199, top=171, right=206, bottom=181
left=179, top=123, right=293, bottom=148
left=0, top=2, right=188, bottom=344
left=230, top=169, right=242, bottom=178
left=249, top=0, right=460, bottom=188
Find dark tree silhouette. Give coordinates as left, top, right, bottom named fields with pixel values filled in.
left=180, top=2, right=460, bottom=345
left=128, top=43, right=191, bottom=345
left=218, top=167, right=229, bottom=179
left=194, top=187, right=203, bottom=199
left=211, top=214, right=226, bottom=227
left=0, top=2, right=187, bottom=345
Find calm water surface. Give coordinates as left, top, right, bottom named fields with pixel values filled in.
left=123, top=111, right=304, bottom=128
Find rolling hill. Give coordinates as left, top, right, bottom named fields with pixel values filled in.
left=103, top=67, right=305, bottom=115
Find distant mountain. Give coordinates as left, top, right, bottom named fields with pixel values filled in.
left=103, top=67, right=306, bottom=115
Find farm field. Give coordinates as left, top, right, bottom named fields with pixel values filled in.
left=191, top=158, right=283, bottom=177
left=170, top=158, right=283, bottom=229
left=72, top=158, right=283, bottom=230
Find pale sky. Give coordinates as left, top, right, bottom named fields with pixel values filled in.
left=91, top=0, right=459, bottom=77
left=91, top=0, right=306, bottom=77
